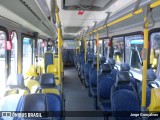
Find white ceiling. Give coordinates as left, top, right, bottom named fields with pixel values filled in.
left=56, top=0, right=136, bottom=37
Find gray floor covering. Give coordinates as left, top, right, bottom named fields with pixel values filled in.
left=63, top=67, right=103, bottom=120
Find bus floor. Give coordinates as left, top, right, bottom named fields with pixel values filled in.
left=64, top=67, right=103, bottom=120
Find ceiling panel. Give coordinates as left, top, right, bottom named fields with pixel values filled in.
left=65, top=0, right=112, bottom=8
left=57, top=0, right=137, bottom=38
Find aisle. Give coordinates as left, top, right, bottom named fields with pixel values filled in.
left=63, top=67, right=103, bottom=120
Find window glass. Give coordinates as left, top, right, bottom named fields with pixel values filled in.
left=99, top=40, right=103, bottom=57
left=90, top=41, right=93, bottom=50
left=0, top=30, right=7, bottom=97
left=104, top=39, right=109, bottom=59
left=11, top=31, right=18, bottom=74
left=112, top=37, right=124, bottom=64
left=44, top=41, right=47, bottom=53
left=86, top=41, right=89, bottom=51
left=22, top=37, right=33, bottom=73
left=150, top=32, right=160, bottom=76
left=125, top=35, right=143, bottom=70
left=37, top=39, right=44, bottom=56
left=32, top=39, right=35, bottom=64
left=94, top=40, right=96, bottom=54
left=63, top=40, right=76, bottom=49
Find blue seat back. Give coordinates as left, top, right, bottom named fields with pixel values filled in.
left=85, top=57, right=93, bottom=78
left=99, top=77, right=114, bottom=99
left=22, top=94, right=62, bottom=119
left=100, top=56, right=106, bottom=65
left=108, top=58, right=118, bottom=80
left=120, top=63, right=137, bottom=90
left=111, top=71, right=140, bottom=120
left=98, top=63, right=115, bottom=99
left=137, top=69, right=158, bottom=107
left=89, top=61, right=98, bottom=86
left=44, top=52, right=54, bottom=72
left=112, top=90, right=140, bottom=120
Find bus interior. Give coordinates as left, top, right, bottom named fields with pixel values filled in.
left=0, top=0, right=160, bottom=120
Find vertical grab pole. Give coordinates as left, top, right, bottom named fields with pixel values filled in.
left=97, top=33, right=100, bottom=75
left=55, top=2, right=62, bottom=87
left=55, top=2, right=66, bottom=115
left=141, top=6, right=149, bottom=114
left=96, top=32, right=100, bottom=109
left=84, top=38, right=87, bottom=63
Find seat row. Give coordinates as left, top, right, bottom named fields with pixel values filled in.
left=0, top=73, right=64, bottom=120
left=74, top=51, right=160, bottom=120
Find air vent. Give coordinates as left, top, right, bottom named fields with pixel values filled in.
left=20, top=0, right=41, bottom=21
left=63, top=0, right=117, bottom=11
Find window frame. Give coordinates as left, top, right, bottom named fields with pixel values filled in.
left=148, top=28, right=160, bottom=67
left=99, top=37, right=110, bottom=57
left=10, top=30, right=18, bottom=74
left=21, top=33, right=35, bottom=73
left=149, top=28, right=160, bottom=81
left=0, top=26, right=9, bottom=84
left=111, top=31, right=143, bottom=64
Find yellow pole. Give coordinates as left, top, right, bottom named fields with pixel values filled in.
left=96, top=33, right=100, bottom=71
left=55, top=3, right=62, bottom=85
left=75, top=1, right=160, bottom=39
left=96, top=32, right=100, bottom=109
left=141, top=16, right=149, bottom=108
left=57, top=26, right=62, bottom=83
left=84, top=38, right=87, bottom=63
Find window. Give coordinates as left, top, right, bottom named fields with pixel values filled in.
left=112, top=37, right=124, bottom=64
left=99, top=40, right=103, bottom=57
left=150, top=32, right=160, bottom=75
left=0, top=30, right=7, bottom=97
left=22, top=37, right=34, bottom=73
left=63, top=40, right=76, bottom=49
left=104, top=39, right=109, bottom=59
left=86, top=41, right=89, bottom=51
left=37, top=39, right=45, bottom=56
left=10, top=31, right=18, bottom=74
left=94, top=40, right=96, bottom=54
left=90, top=41, right=93, bottom=50
left=125, top=35, right=143, bottom=70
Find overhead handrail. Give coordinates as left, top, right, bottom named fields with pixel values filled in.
left=141, top=5, right=150, bottom=117
left=143, top=6, right=155, bottom=29
left=76, top=0, right=160, bottom=39
left=92, top=21, right=97, bottom=40
left=104, top=12, right=111, bottom=38
left=132, top=0, right=142, bottom=14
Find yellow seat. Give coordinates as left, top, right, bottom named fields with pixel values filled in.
left=25, top=65, right=38, bottom=77
left=148, top=88, right=160, bottom=112
left=47, top=64, right=58, bottom=74
left=42, top=89, right=60, bottom=95
left=5, top=74, right=30, bottom=96
left=24, top=79, right=40, bottom=94
left=47, top=64, right=60, bottom=85
left=44, top=52, right=54, bottom=73
left=37, top=66, right=42, bottom=75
